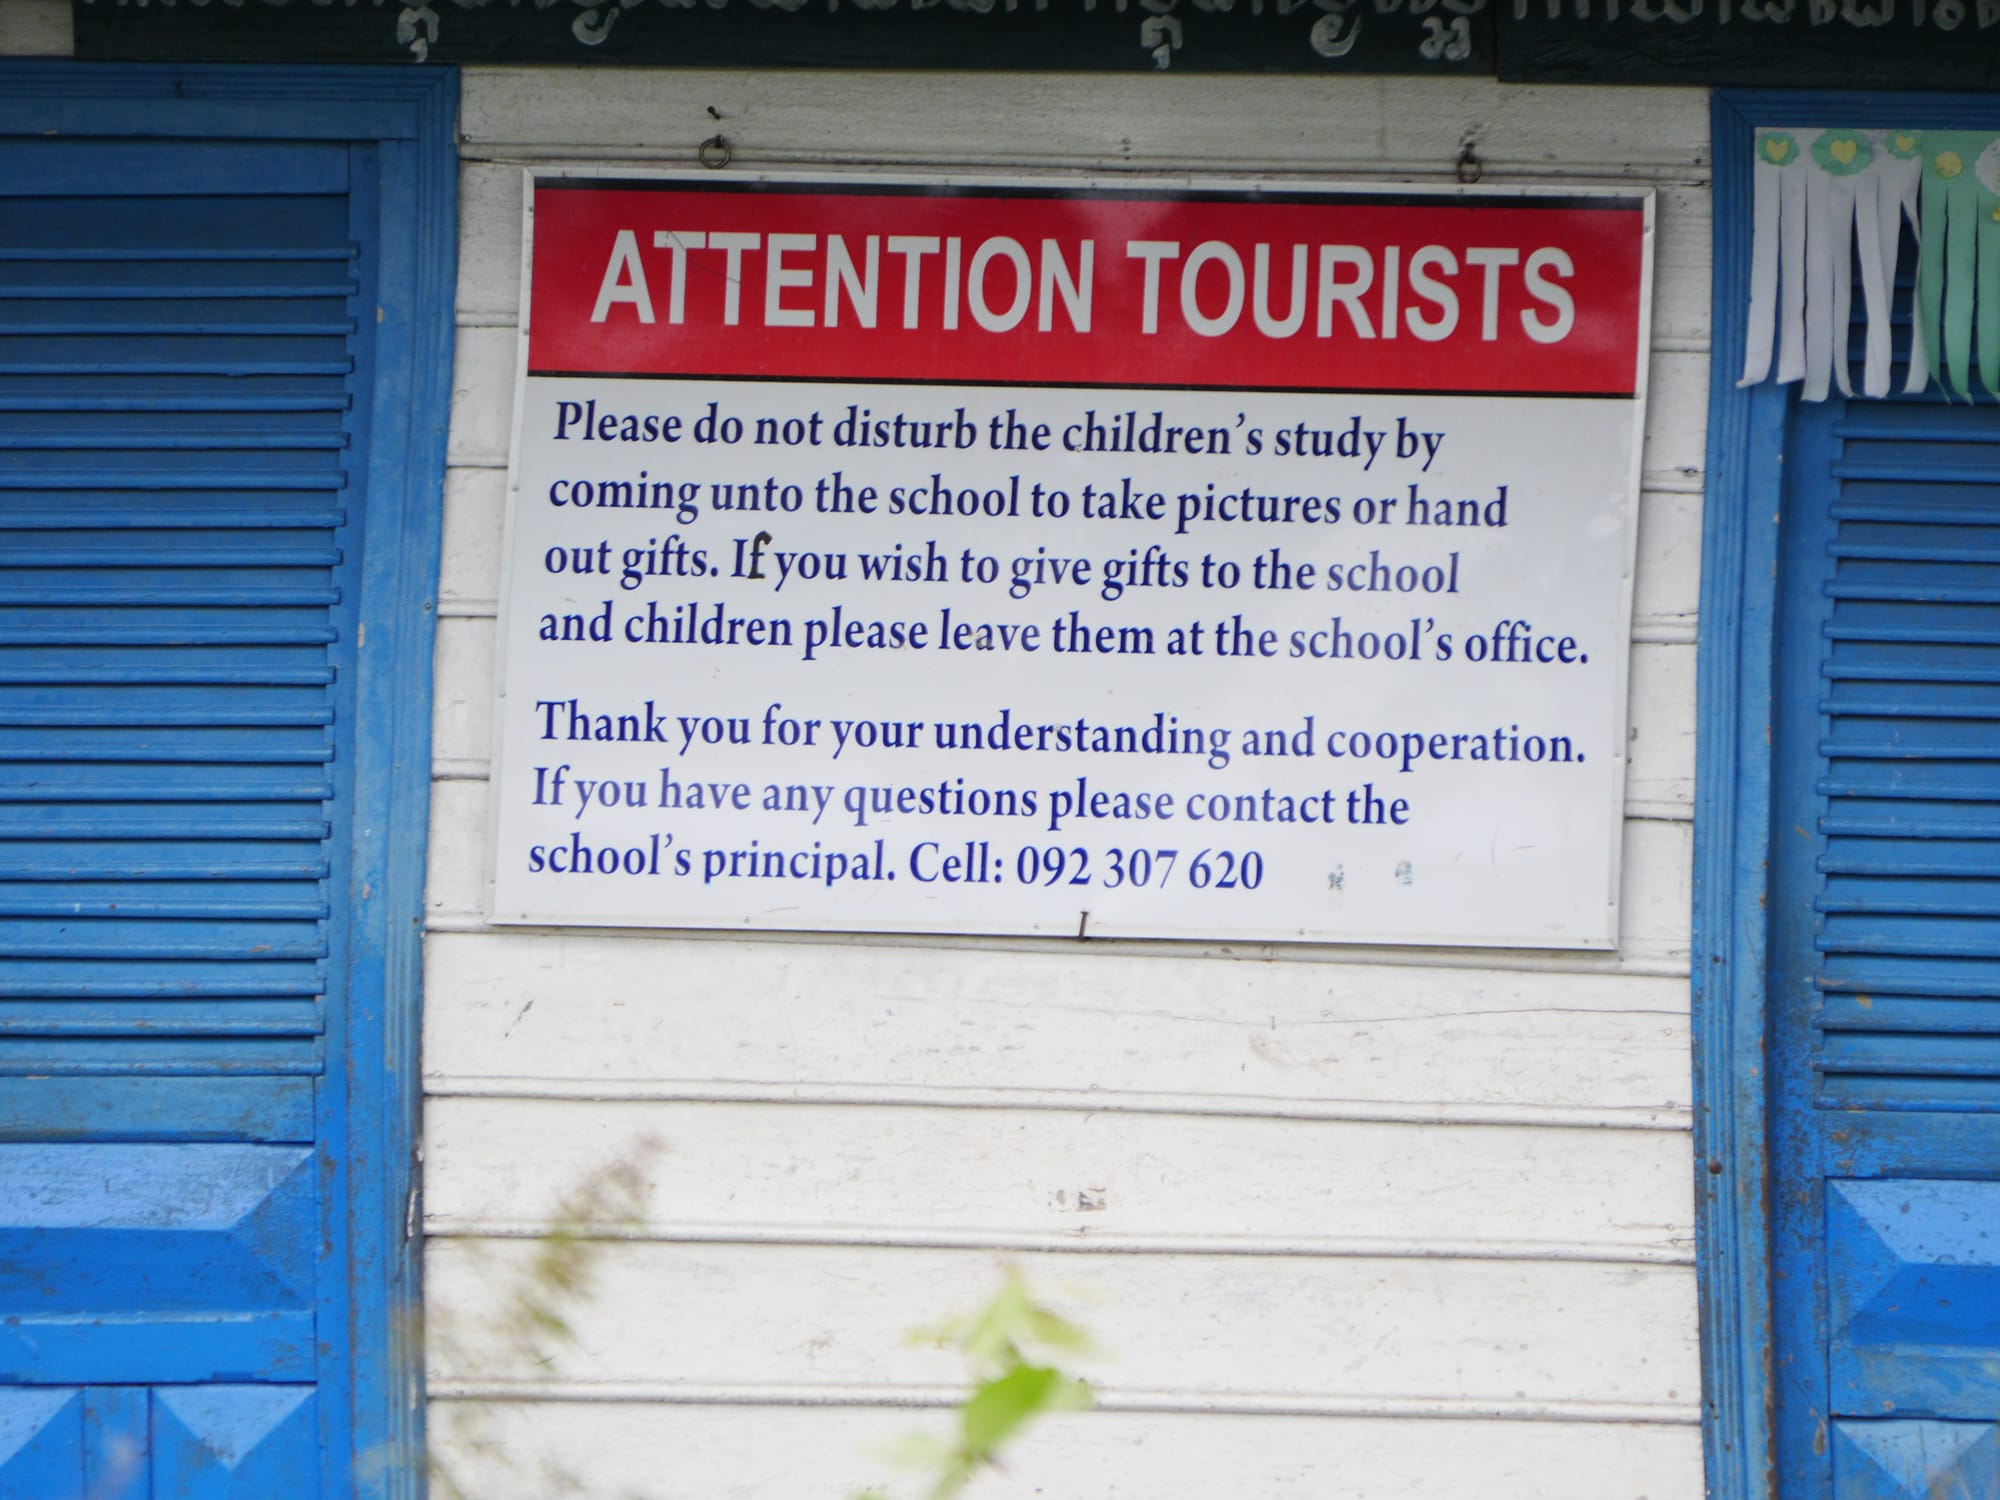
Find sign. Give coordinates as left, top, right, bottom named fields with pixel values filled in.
left=73, top=0, right=1998, bottom=86
left=71, top=0, right=1491, bottom=74
left=491, top=175, right=1651, bottom=947
left=1497, top=0, right=2000, bottom=89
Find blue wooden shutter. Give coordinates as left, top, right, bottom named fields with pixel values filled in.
left=1769, top=394, right=2000, bottom=1500
left=1813, top=403, right=2000, bottom=1106
left=0, top=138, right=369, bottom=1497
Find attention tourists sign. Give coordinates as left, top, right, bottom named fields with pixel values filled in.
left=489, top=174, right=1652, bottom=947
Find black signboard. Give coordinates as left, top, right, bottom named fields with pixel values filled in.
left=72, top=0, right=1493, bottom=75
left=1498, top=0, right=2000, bottom=89
left=71, top=0, right=1998, bottom=85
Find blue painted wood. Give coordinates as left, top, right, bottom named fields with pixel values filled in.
left=1694, top=95, right=1785, bottom=1500
left=80, top=1387, right=146, bottom=1500
left=0, top=1078, right=312, bottom=1144
left=0, top=63, right=458, bottom=142
left=0, top=1039, right=323, bottom=1073
left=0, top=63, right=457, bottom=1500
left=0, top=1144, right=314, bottom=1382
left=1, top=1320, right=315, bottom=1387
left=1832, top=1420, right=2000, bottom=1500
left=317, top=79, right=459, bottom=1500
left=1827, top=1181, right=2000, bottom=1417
left=0, top=1000, right=323, bottom=1037
left=153, top=1386, right=318, bottom=1498
left=1701, top=89, right=2000, bottom=1500
left=0, top=142, right=347, bottom=196
left=0, top=1388, right=83, bottom=1498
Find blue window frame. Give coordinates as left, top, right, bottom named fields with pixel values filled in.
left=1699, top=89, right=2000, bottom=1500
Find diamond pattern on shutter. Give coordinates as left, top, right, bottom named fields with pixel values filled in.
left=1813, top=401, right=2000, bottom=1110
left=0, top=187, right=358, bottom=1100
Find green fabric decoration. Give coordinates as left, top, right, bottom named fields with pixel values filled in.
left=1928, top=133, right=1983, bottom=399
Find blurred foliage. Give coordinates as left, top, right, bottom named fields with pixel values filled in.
left=423, top=1143, right=1091, bottom=1500
left=427, top=1136, right=662, bottom=1500
left=860, top=1266, right=1096, bottom=1500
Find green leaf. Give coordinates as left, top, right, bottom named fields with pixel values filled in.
left=957, top=1271, right=1032, bottom=1371
left=959, top=1365, right=1092, bottom=1458
left=1023, top=1305, right=1094, bottom=1353
left=875, top=1434, right=954, bottom=1469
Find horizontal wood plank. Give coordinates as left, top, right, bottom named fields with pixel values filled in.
left=426, top=1240, right=1699, bottom=1404
left=1634, top=486, right=1703, bottom=633
left=459, top=70, right=1708, bottom=177
left=422, top=919, right=1690, bottom=1113
left=437, top=466, right=506, bottom=609
left=427, top=1401, right=1703, bottom=1500
left=1628, top=641, right=1695, bottom=813
left=1642, top=350, right=1707, bottom=488
left=423, top=1097, right=1694, bottom=1257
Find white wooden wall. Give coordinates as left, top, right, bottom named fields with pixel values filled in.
left=423, top=67, right=1713, bottom=1500
left=0, top=18, right=1711, bottom=1487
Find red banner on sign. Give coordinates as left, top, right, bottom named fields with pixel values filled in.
left=528, top=181, right=1646, bottom=396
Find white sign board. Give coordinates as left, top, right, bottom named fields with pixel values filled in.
left=491, top=175, right=1652, bottom=947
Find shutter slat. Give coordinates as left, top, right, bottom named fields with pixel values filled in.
left=0, top=324, right=356, bottom=339
left=0, top=549, right=342, bottom=569
left=0, top=396, right=349, bottom=412
left=0, top=247, right=356, bottom=262
left=1820, top=995, right=2000, bottom=1033
left=0, top=852, right=328, bottom=881
left=0, top=624, right=337, bottom=642
left=0, top=1039, right=322, bottom=1074
left=0, top=900, right=326, bottom=920
left=0, top=711, right=332, bottom=729
left=0, top=283, right=358, bottom=300
left=0, top=744, right=331, bottom=765
left=0, top=470, right=346, bottom=489
left=0, top=808, right=327, bottom=837
left=0, top=432, right=348, bottom=448
left=0, top=1000, right=322, bottom=1037
left=0, top=964, right=324, bottom=998
left=0, top=768, right=329, bottom=802
left=1834, top=459, right=2000, bottom=481
left=0, top=587, right=341, bottom=606
left=0, top=676, right=336, bottom=692
left=0, top=512, right=346, bottom=532
left=0, top=362, right=352, bottom=376
left=1825, top=583, right=2000, bottom=604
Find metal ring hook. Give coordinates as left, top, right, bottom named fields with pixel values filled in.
left=698, top=134, right=733, bottom=171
